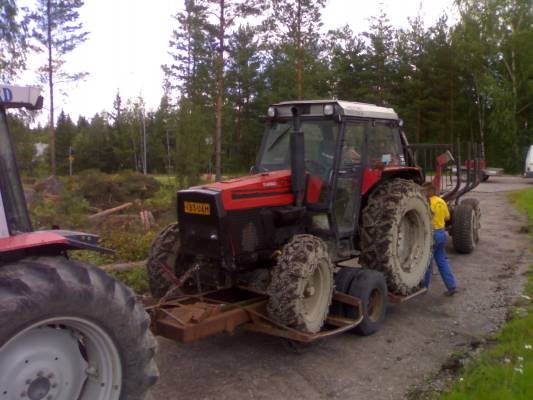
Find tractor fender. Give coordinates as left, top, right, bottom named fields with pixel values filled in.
left=0, top=230, right=113, bottom=257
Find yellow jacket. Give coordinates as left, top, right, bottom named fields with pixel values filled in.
left=430, top=195, right=450, bottom=230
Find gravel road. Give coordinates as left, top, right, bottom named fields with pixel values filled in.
left=149, top=176, right=533, bottom=400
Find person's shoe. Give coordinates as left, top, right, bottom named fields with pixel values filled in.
left=444, top=288, right=458, bottom=296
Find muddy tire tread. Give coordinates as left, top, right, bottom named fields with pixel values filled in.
left=359, top=179, right=432, bottom=295
left=267, top=235, right=334, bottom=333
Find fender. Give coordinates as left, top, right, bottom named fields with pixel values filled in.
left=0, top=230, right=113, bottom=256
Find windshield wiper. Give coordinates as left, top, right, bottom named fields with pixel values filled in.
left=267, top=126, right=291, bottom=151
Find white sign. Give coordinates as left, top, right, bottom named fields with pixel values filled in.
left=0, top=85, right=42, bottom=109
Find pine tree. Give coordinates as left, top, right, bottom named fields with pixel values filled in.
left=0, top=0, right=30, bottom=80
left=205, top=0, right=264, bottom=181
left=266, top=0, right=327, bottom=100
left=30, top=0, right=88, bottom=176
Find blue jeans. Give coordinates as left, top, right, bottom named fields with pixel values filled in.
left=424, top=229, right=457, bottom=290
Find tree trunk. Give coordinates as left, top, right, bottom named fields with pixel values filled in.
left=47, top=0, right=55, bottom=176
left=215, top=0, right=225, bottom=182
left=296, top=0, right=302, bottom=100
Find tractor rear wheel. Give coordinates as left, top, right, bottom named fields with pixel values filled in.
left=267, top=235, right=334, bottom=333
left=452, top=202, right=479, bottom=254
left=0, top=256, right=158, bottom=400
left=359, top=179, right=433, bottom=295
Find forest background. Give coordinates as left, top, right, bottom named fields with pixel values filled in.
left=3, top=0, right=533, bottom=186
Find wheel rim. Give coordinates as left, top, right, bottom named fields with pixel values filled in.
left=302, top=262, right=323, bottom=316
left=397, top=209, right=423, bottom=270
left=0, top=317, right=122, bottom=400
left=301, top=259, right=331, bottom=326
left=367, top=288, right=384, bottom=322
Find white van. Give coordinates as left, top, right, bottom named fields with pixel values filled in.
left=525, top=145, right=533, bottom=178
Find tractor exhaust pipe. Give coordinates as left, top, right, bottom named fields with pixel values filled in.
left=290, top=107, right=306, bottom=207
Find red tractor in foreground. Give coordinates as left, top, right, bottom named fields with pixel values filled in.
left=0, top=86, right=157, bottom=400
left=146, top=100, right=481, bottom=342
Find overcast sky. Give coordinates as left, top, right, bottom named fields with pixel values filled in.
left=19, top=0, right=457, bottom=122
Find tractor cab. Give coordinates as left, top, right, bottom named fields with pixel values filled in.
left=0, top=85, right=42, bottom=238
left=255, top=100, right=419, bottom=246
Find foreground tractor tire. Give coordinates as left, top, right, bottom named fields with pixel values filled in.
left=345, top=269, right=388, bottom=336
left=452, top=201, right=479, bottom=254
left=267, top=235, right=334, bottom=333
left=360, top=179, right=433, bottom=295
left=0, top=256, right=158, bottom=400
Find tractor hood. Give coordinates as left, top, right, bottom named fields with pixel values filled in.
left=191, top=170, right=294, bottom=211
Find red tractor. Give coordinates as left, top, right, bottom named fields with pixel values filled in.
left=0, top=86, right=157, bottom=400
left=147, top=100, right=451, bottom=339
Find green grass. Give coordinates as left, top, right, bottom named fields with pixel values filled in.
left=440, top=189, right=533, bottom=400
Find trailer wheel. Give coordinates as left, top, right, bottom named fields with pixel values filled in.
left=330, top=267, right=360, bottom=316
left=452, top=203, right=478, bottom=254
left=460, top=198, right=481, bottom=244
left=267, top=235, right=334, bottom=333
left=345, top=269, right=388, bottom=336
left=360, top=179, right=433, bottom=295
left=0, top=256, right=158, bottom=400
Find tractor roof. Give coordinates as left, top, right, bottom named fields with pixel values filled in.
left=272, top=100, right=398, bottom=120
left=0, top=85, right=43, bottom=110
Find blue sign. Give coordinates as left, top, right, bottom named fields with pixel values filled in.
left=0, top=87, right=13, bottom=102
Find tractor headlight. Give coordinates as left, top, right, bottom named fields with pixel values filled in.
left=323, top=104, right=334, bottom=116
left=267, top=106, right=277, bottom=118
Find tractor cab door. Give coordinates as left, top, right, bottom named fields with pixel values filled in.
left=331, top=120, right=367, bottom=242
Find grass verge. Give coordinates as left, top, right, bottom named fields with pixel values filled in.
left=440, top=189, right=533, bottom=400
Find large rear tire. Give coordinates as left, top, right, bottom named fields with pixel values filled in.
left=267, top=235, right=334, bottom=333
left=0, top=256, right=158, bottom=400
left=359, top=179, right=433, bottom=295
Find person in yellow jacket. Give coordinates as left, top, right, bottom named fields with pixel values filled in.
left=422, top=183, right=458, bottom=296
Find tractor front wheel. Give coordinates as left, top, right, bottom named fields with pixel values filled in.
left=0, top=256, right=158, bottom=400
left=267, top=235, right=334, bottom=333
left=146, top=223, right=220, bottom=298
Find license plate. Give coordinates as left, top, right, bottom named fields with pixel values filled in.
left=184, top=201, right=210, bottom=216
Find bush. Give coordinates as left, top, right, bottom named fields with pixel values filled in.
left=77, top=170, right=161, bottom=208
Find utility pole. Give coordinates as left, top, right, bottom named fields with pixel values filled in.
left=68, top=146, right=74, bottom=177
left=142, top=110, right=147, bottom=175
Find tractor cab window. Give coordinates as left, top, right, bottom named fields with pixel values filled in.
left=368, top=123, right=405, bottom=168
left=258, top=120, right=339, bottom=176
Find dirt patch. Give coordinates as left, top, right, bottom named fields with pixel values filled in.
left=148, top=177, right=533, bottom=400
